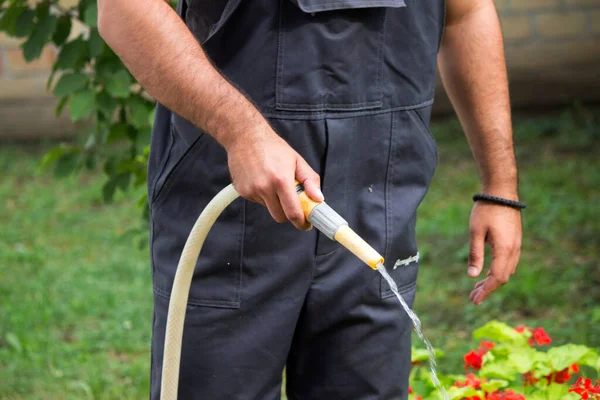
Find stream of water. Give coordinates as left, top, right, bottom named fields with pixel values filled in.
left=377, top=262, right=449, bottom=400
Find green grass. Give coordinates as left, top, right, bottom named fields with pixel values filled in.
left=0, top=109, right=599, bottom=398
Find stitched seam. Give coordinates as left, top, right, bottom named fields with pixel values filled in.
left=376, top=9, right=386, bottom=104
left=150, top=120, right=175, bottom=203
left=412, top=108, right=439, bottom=169
left=263, top=99, right=434, bottom=120
left=275, top=0, right=286, bottom=107
left=153, top=286, right=241, bottom=308
left=382, top=111, right=395, bottom=297
left=236, top=199, right=246, bottom=304
left=296, top=0, right=405, bottom=12
left=276, top=100, right=382, bottom=108
left=151, top=131, right=206, bottom=210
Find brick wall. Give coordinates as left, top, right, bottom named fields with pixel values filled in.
left=0, top=32, right=76, bottom=139
left=1, top=1, right=600, bottom=139
left=435, top=0, right=600, bottom=112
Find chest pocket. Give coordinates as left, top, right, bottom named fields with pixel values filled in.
left=276, top=0, right=406, bottom=112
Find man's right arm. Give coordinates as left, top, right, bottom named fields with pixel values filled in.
left=97, top=0, right=323, bottom=229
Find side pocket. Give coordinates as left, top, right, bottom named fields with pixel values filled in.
left=381, top=255, right=419, bottom=299
left=150, top=121, right=242, bottom=309
left=150, top=125, right=207, bottom=210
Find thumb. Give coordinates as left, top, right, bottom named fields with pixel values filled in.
left=468, top=228, right=485, bottom=277
left=296, top=158, right=323, bottom=202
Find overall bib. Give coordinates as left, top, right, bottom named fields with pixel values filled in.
left=148, top=0, right=445, bottom=399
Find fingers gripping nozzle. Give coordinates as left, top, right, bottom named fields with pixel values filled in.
left=296, top=183, right=384, bottom=270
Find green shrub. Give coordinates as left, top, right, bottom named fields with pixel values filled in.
left=0, top=0, right=155, bottom=218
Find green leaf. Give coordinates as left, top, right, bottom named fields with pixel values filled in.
left=53, top=72, right=89, bottom=97
left=14, top=9, right=35, bottom=37
left=69, top=88, right=95, bottom=121
left=88, top=28, right=104, bottom=58
left=5, top=332, right=23, bottom=353
left=115, top=172, right=131, bottom=191
left=102, top=178, right=117, bottom=203
left=547, top=344, right=599, bottom=371
left=54, top=150, right=80, bottom=178
left=83, top=1, right=97, bottom=27
left=0, top=4, right=27, bottom=35
left=55, top=37, right=85, bottom=70
left=84, top=153, right=97, bottom=170
left=128, top=96, right=151, bottom=128
left=22, top=14, right=57, bottom=61
left=41, top=146, right=65, bottom=168
left=107, top=123, right=129, bottom=142
left=52, top=15, right=72, bottom=46
left=446, top=386, right=480, bottom=400
left=507, top=347, right=538, bottom=374
left=96, top=91, right=118, bottom=119
left=525, top=383, right=579, bottom=400
left=411, top=347, right=445, bottom=364
left=473, top=321, right=528, bottom=345
left=35, top=1, right=49, bottom=19
left=105, top=70, right=132, bottom=98
left=55, top=96, right=69, bottom=117
left=480, top=379, right=509, bottom=393
left=479, top=358, right=520, bottom=380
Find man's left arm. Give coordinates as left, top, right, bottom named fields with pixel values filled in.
left=438, top=0, right=522, bottom=305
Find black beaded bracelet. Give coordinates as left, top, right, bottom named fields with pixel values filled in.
left=473, top=194, right=527, bottom=210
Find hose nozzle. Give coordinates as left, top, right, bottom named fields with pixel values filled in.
left=296, top=183, right=383, bottom=270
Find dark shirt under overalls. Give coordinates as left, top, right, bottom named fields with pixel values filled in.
left=148, top=1, right=445, bottom=398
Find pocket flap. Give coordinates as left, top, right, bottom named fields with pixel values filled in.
left=290, top=0, right=405, bottom=13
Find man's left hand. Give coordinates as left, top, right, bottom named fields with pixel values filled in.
left=467, top=201, right=522, bottom=305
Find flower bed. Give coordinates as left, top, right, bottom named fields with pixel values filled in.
left=409, top=321, right=600, bottom=400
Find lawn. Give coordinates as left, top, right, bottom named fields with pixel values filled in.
left=1, top=109, right=598, bottom=399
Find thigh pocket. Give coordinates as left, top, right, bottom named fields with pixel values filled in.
left=380, top=109, right=437, bottom=298
left=151, top=123, right=243, bottom=309
left=276, top=1, right=403, bottom=112
left=381, top=250, right=419, bottom=299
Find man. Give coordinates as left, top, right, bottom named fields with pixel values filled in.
left=98, top=0, right=523, bottom=398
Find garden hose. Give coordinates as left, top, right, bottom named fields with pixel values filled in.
left=160, top=183, right=384, bottom=400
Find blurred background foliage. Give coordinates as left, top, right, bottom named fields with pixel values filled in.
left=0, top=0, right=156, bottom=228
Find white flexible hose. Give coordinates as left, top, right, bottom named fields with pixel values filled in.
left=160, top=183, right=240, bottom=400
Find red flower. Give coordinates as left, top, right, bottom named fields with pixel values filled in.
left=551, top=368, right=571, bottom=384
left=408, top=386, right=413, bottom=394
left=455, top=373, right=485, bottom=390
left=464, top=350, right=483, bottom=371
left=487, top=389, right=526, bottom=400
left=571, top=363, right=581, bottom=373
left=479, top=341, right=495, bottom=352
left=515, top=325, right=552, bottom=346
left=532, top=327, right=552, bottom=346
left=569, top=377, right=600, bottom=399
left=523, top=371, right=539, bottom=386
left=514, top=325, right=528, bottom=333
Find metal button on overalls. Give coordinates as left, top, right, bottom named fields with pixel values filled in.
left=148, top=1, right=445, bottom=398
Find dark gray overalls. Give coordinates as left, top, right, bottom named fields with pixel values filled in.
left=148, top=0, right=445, bottom=398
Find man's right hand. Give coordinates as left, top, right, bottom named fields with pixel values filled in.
left=226, top=124, right=323, bottom=231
